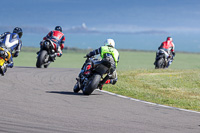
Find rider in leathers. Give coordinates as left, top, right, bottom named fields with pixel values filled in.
left=0, top=27, right=23, bottom=68
left=83, top=39, right=119, bottom=90
left=40, top=26, right=65, bottom=60
left=157, top=37, right=175, bottom=67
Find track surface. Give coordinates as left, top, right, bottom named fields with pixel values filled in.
left=0, top=67, right=199, bottom=133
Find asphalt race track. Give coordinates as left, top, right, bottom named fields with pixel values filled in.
left=0, top=67, right=199, bottom=133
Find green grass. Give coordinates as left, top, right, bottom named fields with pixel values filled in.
left=14, top=47, right=200, bottom=111
left=103, top=69, right=200, bottom=111
left=15, top=48, right=200, bottom=70
left=118, top=51, right=200, bottom=70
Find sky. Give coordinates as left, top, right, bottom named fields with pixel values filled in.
left=1, top=0, right=200, bottom=33
left=1, top=0, right=200, bottom=52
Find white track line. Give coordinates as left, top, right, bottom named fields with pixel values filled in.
left=98, top=90, right=200, bottom=114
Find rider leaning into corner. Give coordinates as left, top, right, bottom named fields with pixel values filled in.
left=83, top=38, right=119, bottom=90
left=156, top=37, right=175, bottom=68
left=39, top=26, right=65, bottom=60
left=0, top=27, right=23, bottom=68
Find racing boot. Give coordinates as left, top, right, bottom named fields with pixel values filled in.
left=7, top=62, right=13, bottom=68
left=98, top=84, right=103, bottom=90
left=105, top=79, right=117, bottom=85
left=98, top=79, right=116, bottom=90
left=7, top=58, right=13, bottom=68
left=166, top=60, right=172, bottom=68
left=49, top=53, right=56, bottom=62
left=110, top=79, right=117, bottom=85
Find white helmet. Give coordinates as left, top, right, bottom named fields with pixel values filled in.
left=104, top=39, right=115, bottom=48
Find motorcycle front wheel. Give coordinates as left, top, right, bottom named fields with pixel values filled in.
left=73, top=82, right=80, bottom=93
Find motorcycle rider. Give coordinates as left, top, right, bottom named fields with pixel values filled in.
left=81, top=39, right=119, bottom=90
left=156, top=37, right=175, bottom=67
left=0, top=27, right=23, bottom=68
left=39, top=26, right=65, bottom=60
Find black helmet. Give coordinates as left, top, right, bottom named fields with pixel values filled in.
left=55, top=26, right=62, bottom=32
left=13, top=27, right=23, bottom=38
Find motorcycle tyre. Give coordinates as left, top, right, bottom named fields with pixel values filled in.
left=83, top=74, right=101, bottom=95
left=0, top=67, right=3, bottom=76
left=73, top=82, right=80, bottom=93
left=36, top=50, right=48, bottom=68
left=156, top=58, right=165, bottom=69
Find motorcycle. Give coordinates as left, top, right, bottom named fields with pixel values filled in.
left=73, top=56, right=112, bottom=95
left=0, top=47, right=11, bottom=76
left=36, top=39, right=56, bottom=68
left=154, top=49, right=172, bottom=69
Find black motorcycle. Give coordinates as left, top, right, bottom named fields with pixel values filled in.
left=73, top=56, right=112, bottom=95
left=154, top=50, right=172, bottom=69
left=36, top=39, right=56, bottom=68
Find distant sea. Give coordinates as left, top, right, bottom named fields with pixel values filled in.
left=22, top=33, right=200, bottom=53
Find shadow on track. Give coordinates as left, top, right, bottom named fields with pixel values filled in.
left=14, top=66, right=36, bottom=69
left=46, top=91, right=83, bottom=95
left=46, top=91, right=102, bottom=96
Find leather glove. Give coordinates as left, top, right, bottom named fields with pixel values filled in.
left=40, top=40, right=45, bottom=45
left=86, top=53, right=91, bottom=58
left=13, top=52, right=19, bottom=57
left=172, top=52, right=175, bottom=57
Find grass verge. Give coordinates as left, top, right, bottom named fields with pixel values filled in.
left=103, top=69, right=200, bottom=111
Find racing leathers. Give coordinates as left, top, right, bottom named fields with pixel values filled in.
left=85, top=46, right=119, bottom=87
left=0, top=32, right=22, bottom=68
left=41, top=30, right=65, bottom=57
left=157, top=39, right=175, bottom=67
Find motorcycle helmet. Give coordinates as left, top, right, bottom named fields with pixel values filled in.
left=166, top=37, right=173, bottom=42
left=13, top=27, right=23, bottom=38
left=104, top=39, right=115, bottom=48
left=55, top=26, right=62, bottom=32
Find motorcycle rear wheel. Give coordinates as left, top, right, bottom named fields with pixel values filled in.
left=156, top=58, right=165, bottom=69
left=36, top=50, right=48, bottom=68
left=82, top=74, right=101, bottom=95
